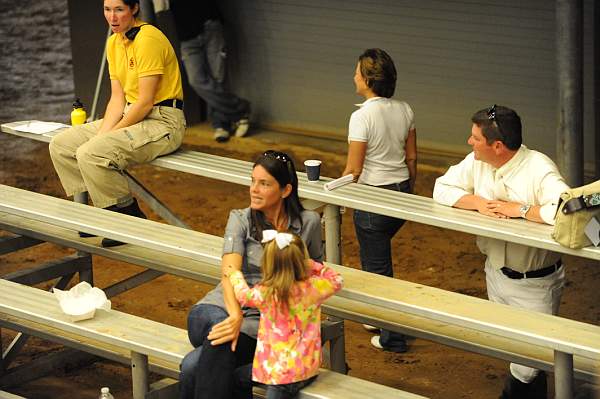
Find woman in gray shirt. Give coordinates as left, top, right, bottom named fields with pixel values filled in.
left=180, top=150, right=323, bottom=399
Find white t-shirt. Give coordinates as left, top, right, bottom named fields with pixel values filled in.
left=348, top=97, right=415, bottom=186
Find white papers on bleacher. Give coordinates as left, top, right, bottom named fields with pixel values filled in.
left=323, top=174, right=354, bottom=191
left=12, top=121, right=69, bottom=134
left=53, top=281, right=111, bottom=322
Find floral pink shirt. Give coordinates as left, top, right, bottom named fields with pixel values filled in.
left=229, top=260, right=343, bottom=384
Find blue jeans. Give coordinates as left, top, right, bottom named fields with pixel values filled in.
left=180, top=20, right=250, bottom=131
left=354, top=180, right=411, bottom=352
left=180, top=303, right=257, bottom=399
left=180, top=304, right=228, bottom=399
left=234, top=363, right=318, bottom=399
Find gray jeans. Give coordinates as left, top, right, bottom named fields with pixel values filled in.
left=180, top=20, right=250, bottom=130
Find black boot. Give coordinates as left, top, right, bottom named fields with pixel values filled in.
left=101, top=198, right=146, bottom=247
left=499, top=372, right=547, bottom=399
left=528, top=371, right=547, bottom=399
left=78, top=231, right=96, bottom=238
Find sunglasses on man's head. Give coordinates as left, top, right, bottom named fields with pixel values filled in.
left=487, top=104, right=497, bottom=122
left=486, top=104, right=505, bottom=137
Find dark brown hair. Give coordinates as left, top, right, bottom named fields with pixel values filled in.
left=358, top=48, right=397, bottom=98
left=121, top=0, right=140, bottom=17
left=471, top=105, right=522, bottom=150
left=250, top=151, right=304, bottom=241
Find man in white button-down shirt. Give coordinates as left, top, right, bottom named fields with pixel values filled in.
left=433, top=105, right=569, bottom=399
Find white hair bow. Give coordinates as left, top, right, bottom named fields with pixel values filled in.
left=262, top=230, right=293, bottom=249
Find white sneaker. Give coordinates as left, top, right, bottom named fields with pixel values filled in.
left=233, top=118, right=249, bottom=137
left=370, top=334, right=408, bottom=353
left=363, top=324, right=380, bottom=332
left=213, top=128, right=230, bottom=142
left=370, top=335, right=384, bottom=349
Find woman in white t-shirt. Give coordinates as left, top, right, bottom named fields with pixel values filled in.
left=342, top=48, right=417, bottom=353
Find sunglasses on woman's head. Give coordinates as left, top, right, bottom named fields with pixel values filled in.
left=263, top=150, right=290, bottom=164
left=262, top=150, right=296, bottom=182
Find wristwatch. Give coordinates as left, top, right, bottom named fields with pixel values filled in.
left=519, top=204, right=531, bottom=219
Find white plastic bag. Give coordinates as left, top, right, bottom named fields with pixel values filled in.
left=53, top=281, right=111, bottom=322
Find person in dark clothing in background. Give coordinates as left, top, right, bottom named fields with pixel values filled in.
left=153, top=0, right=251, bottom=142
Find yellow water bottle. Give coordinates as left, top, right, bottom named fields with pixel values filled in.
left=71, top=98, right=87, bottom=126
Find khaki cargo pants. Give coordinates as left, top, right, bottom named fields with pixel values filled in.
left=49, top=105, right=185, bottom=208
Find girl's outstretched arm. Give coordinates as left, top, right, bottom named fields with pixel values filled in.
left=227, top=267, right=265, bottom=308
left=310, top=261, right=343, bottom=302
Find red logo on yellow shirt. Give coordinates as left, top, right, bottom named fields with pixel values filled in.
left=129, top=57, right=135, bottom=69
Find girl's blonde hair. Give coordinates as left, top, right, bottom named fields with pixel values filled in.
left=261, top=234, right=310, bottom=306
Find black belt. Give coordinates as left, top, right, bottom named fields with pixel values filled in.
left=154, top=99, right=184, bottom=110
left=501, top=260, right=562, bottom=279
left=375, top=180, right=411, bottom=193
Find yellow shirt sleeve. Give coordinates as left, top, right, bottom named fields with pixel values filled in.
left=134, top=33, right=166, bottom=77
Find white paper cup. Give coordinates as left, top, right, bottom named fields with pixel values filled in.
left=304, top=160, right=322, bottom=182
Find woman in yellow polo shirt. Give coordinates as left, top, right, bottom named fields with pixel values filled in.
left=49, top=0, right=186, bottom=247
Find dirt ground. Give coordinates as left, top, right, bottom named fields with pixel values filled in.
left=1, top=125, right=600, bottom=399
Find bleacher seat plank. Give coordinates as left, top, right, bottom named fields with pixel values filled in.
left=300, top=369, right=427, bottom=399
left=324, top=296, right=600, bottom=382
left=0, top=279, right=192, bottom=366
left=2, top=121, right=599, bottom=261
left=334, top=262, right=600, bottom=361
left=0, top=280, right=428, bottom=399
left=0, top=313, right=181, bottom=379
left=0, top=211, right=221, bottom=285
left=0, top=183, right=220, bottom=264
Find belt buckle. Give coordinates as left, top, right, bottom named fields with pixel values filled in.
left=585, top=193, right=600, bottom=207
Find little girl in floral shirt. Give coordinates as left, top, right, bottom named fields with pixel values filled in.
left=226, top=230, right=343, bottom=399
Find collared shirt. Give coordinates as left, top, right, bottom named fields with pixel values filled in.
left=348, top=97, right=415, bottom=186
left=198, top=207, right=323, bottom=338
left=433, top=145, right=569, bottom=272
left=106, top=23, right=183, bottom=104
left=230, top=260, right=342, bottom=384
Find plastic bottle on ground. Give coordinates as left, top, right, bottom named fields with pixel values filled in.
left=98, top=387, right=114, bottom=399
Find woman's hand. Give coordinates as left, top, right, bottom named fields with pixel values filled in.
left=111, top=75, right=160, bottom=131
left=213, top=252, right=244, bottom=350
left=207, top=310, right=243, bottom=350
left=98, top=79, right=127, bottom=133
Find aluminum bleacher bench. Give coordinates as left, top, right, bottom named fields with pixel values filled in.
left=2, top=121, right=599, bottom=263
left=1, top=211, right=599, bottom=385
left=0, top=279, right=427, bottom=399
left=1, top=186, right=599, bottom=399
